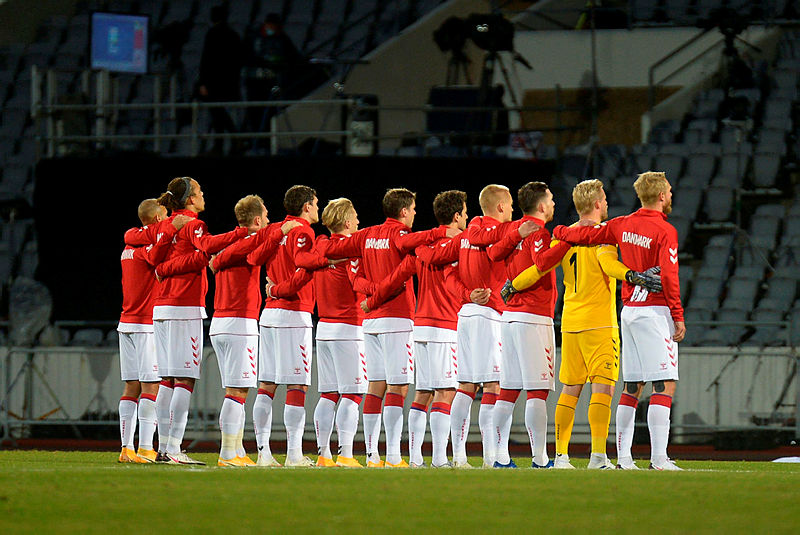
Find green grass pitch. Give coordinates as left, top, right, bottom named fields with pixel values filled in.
left=1, top=451, right=799, bottom=533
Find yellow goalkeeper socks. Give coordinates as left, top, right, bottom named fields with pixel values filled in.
left=588, top=392, right=613, bottom=455
left=555, top=393, right=579, bottom=456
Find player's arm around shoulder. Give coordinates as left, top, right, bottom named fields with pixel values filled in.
left=596, top=245, right=630, bottom=281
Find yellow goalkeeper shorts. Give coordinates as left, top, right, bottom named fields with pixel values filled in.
left=560, top=328, right=619, bottom=386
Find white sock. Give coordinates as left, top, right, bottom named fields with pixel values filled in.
left=408, top=404, right=427, bottom=466
left=335, top=396, right=360, bottom=458
left=525, top=397, right=548, bottom=465
left=383, top=393, right=405, bottom=465
left=648, top=397, right=672, bottom=464
left=167, top=384, right=192, bottom=455
left=493, top=400, right=515, bottom=465
left=155, top=383, right=173, bottom=453
left=450, top=390, right=473, bottom=462
left=364, top=413, right=382, bottom=460
left=314, top=396, right=337, bottom=459
left=119, top=398, right=137, bottom=449
left=429, top=408, right=451, bottom=466
left=253, top=391, right=273, bottom=458
left=219, top=396, right=243, bottom=459
left=615, top=399, right=637, bottom=462
left=137, top=395, right=157, bottom=451
left=236, top=405, right=247, bottom=458
left=284, top=404, right=306, bottom=462
left=479, top=401, right=495, bottom=465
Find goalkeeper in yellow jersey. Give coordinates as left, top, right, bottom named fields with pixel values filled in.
left=500, top=179, right=661, bottom=469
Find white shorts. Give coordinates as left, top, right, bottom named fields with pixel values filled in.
left=500, top=321, right=555, bottom=391
left=363, top=330, right=414, bottom=385
left=119, top=332, right=159, bottom=383
left=210, top=333, right=258, bottom=388
left=316, top=339, right=368, bottom=394
left=620, top=306, right=679, bottom=383
left=414, top=341, right=458, bottom=391
left=456, top=314, right=501, bottom=384
left=153, top=318, right=204, bottom=379
left=258, top=325, right=313, bottom=385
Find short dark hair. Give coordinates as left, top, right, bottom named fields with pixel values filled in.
left=382, top=188, right=416, bottom=219
left=284, top=185, right=316, bottom=217
left=518, top=181, right=549, bottom=214
left=433, top=190, right=467, bottom=225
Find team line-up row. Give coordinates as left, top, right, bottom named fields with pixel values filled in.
left=117, top=171, right=684, bottom=470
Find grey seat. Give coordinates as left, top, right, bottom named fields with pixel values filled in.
left=751, top=153, right=781, bottom=188
left=692, top=276, right=724, bottom=302
left=748, top=214, right=781, bottom=250
left=671, top=215, right=691, bottom=251
left=70, top=328, right=104, bottom=347
left=725, top=277, right=760, bottom=307
left=684, top=153, right=716, bottom=186
left=755, top=128, right=786, bottom=155
left=703, top=186, right=734, bottom=221
left=684, top=119, right=716, bottom=145
left=763, top=277, right=797, bottom=307
left=692, top=99, right=720, bottom=119
left=671, top=185, right=701, bottom=218
left=779, top=215, right=800, bottom=247
left=653, top=154, right=683, bottom=181
left=712, top=152, right=749, bottom=186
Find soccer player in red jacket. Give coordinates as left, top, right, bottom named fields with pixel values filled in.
left=444, top=184, right=536, bottom=468
left=249, top=185, right=330, bottom=467
left=485, top=182, right=570, bottom=469
left=117, top=199, right=189, bottom=463
left=150, top=177, right=247, bottom=465
left=364, top=190, right=469, bottom=468
left=207, top=195, right=299, bottom=467
left=553, top=171, right=686, bottom=471
left=311, top=198, right=373, bottom=468
left=318, top=188, right=458, bottom=468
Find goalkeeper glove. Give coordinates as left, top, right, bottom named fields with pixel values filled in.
left=500, top=279, right=518, bottom=304
left=625, top=266, right=662, bottom=293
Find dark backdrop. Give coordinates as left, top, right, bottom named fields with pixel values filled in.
left=34, top=154, right=559, bottom=320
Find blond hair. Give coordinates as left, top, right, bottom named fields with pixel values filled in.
left=572, top=179, right=605, bottom=215
left=633, top=171, right=669, bottom=206
left=321, top=198, right=355, bottom=233
left=478, top=184, right=510, bottom=214
left=234, top=194, right=265, bottom=225
left=137, top=199, right=163, bottom=225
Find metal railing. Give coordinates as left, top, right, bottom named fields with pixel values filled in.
left=29, top=66, right=588, bottom=160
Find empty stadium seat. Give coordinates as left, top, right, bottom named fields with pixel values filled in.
left=703, top=187, right=735, bottom=221
left=70, top=328, right=104, bottom=347
left=751, top=153, right=782, bottom=188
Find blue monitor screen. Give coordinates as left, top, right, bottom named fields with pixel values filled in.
left=90, top=12, right=148, bottom=74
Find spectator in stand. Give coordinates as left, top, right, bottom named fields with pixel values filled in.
left=197, top=4, right=243, bottom=155
left=243, top=13, right=303, bottom=151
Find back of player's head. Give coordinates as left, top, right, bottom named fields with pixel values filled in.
left=321, top=197, right=354, bottom=233
left=517, top=181, right=549, bottom=214
left=572, top=179, right=605, bottom=215
left=383, top=188, right=416, bottom=219
left=234, top=194, right=265, bottom=226
left=137, top=198, right=162, bottom=225
left=633, top=171, right=669, bottom=206
left=433, top=190, right=467, bottom=225
left=284, top=185, right=316, bottom=217
left=478, top=184, right=510, bottom=214
left=158, top=177, right=195, bottom=212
